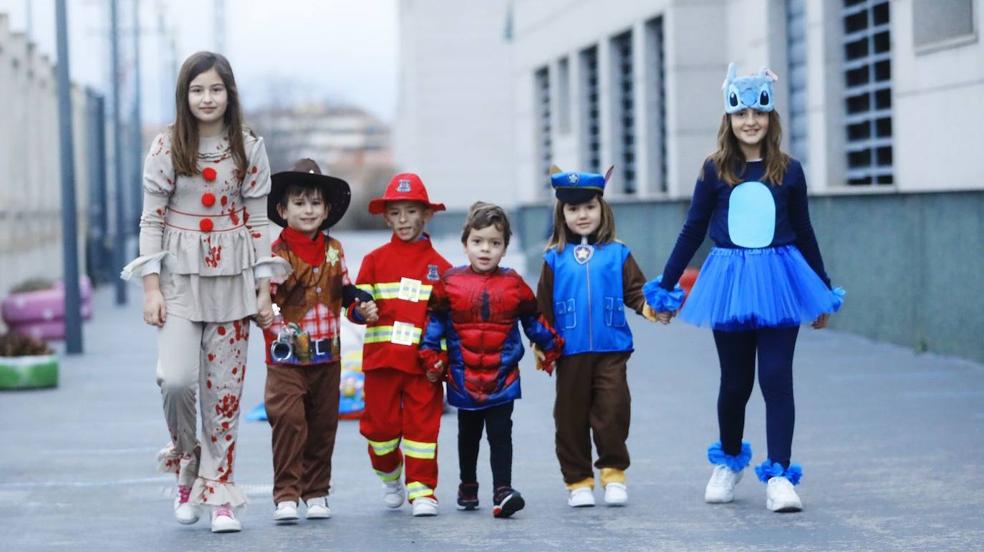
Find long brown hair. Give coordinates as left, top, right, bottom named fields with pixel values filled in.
left=545, top=195, right=617, bottom=252
left=708, top=110, right=789, bottom=186
left=171, top=51, right=248, bottom=177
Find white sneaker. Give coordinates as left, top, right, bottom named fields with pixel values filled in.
left=273, top=501, right=299, bottom=524
left=305, top=496, right=331, bottom=519
left=567, top=487, right=595, bottom=507
left=705, top=464, right=743, bottom=503
left=210, top=504, right=241, bottom=533
left=382, top=480, right=405, bottom=509
left=603, top=483, right=628, bottom=506
left=411, top=496, right=439, bottom=517
left=766, top=477, right=803, bottom=512
left=173, top=485, right=200, bottom=525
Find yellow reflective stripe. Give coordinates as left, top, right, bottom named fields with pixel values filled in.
left=364, top=282, right=433, bottom=301
left=402, top=438, right=436, bottom=460
left=368, top=437, right=401, bottom=456
left=364, top=325, right=423, bottom=344
left=374, top=464, right=403, bottom=482
left=356, top=284, right=374, bottom=294
left=406, top=481, right=434, bottom=500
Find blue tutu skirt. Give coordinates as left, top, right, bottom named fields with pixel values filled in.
left=680, top=245, right=842, bottom=331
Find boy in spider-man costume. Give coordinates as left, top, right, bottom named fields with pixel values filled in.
left=419, top=202, right=563, bottom=518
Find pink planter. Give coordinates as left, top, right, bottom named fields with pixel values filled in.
left=1, top=277, right=92, bottom=341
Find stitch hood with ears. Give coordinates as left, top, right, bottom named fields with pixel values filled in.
left=722, top=63, right=778, bottom=114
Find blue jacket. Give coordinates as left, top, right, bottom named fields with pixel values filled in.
left=544, top=242, right=637, bottom=356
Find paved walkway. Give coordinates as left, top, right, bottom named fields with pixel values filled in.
left=1, top=232, right=982, bottom=551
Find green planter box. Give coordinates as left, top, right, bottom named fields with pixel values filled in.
left=0, top=355, right=59, bottom=390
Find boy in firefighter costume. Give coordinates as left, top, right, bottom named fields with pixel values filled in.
left=419, top=202, right=564, bottom=518
left=347, top=173, right=452, bottom=516
left=262, top=159, right=372, bottom=523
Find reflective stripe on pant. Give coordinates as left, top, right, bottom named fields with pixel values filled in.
left=156, top=315, right=250, bottom=506
left=360, top=368, right=443, bottom=501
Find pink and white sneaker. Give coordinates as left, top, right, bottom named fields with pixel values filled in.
left=173, top=485, right=200, bottom=525
left=210, top=504, right=241, bottom=533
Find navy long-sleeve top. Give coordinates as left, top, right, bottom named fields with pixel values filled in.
left=660, top=158, right=830, bottom=290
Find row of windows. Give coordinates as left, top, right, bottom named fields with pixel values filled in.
left=533, top=17, right=666, bottom=196
left=842, top=0, right=894, bottom=185
left=532, top=3, right=912, bottom=190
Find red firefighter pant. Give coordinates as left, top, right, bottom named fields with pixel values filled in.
left=359, top=368, right=443, bottom=502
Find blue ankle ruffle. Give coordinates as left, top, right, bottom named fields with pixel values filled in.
left=754, top=459, right=803, bottom=485
left=707, top=441, right=752, bottom=472
left=643, top=275, right=686, bottom=312
left=831, top=287, right=846, bottom=312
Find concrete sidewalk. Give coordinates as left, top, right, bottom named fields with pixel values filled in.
left=1, top=232, right=982, bottom=551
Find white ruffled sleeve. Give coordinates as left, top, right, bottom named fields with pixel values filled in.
left=122, top=133, right=175, bottom=281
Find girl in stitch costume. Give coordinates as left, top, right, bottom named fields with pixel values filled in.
left=122, top=51, right=284, bottom=533
left=536, top=166, right=659, bottom=508
left=646, top=64, right=844, bottom=513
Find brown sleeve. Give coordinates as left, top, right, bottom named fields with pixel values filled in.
left=535, top=261, right=555, bottom=328
left=623, top=253, right=648, bottom=315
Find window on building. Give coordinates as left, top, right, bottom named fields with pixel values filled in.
left=557, top=57, right=571, bottom=134
left=842, top=0, right=893, bottom=185
left=913, top=0, right=976, bottom=51
left=579, top=45, right=600, bottom=173
left=787, top=0, right=809, bottom=167
left=610, top=31, right=636, bottom=194
left=645, top=16, right=667, bottom=193
left=534, top=66, right=553, bottom=190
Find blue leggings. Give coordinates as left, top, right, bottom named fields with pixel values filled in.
left=712, top=326, right=799, bottom=467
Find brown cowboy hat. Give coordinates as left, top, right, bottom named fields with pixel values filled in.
left=268, top=159, right=351, bottom=230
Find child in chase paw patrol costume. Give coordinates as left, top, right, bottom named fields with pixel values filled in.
left=262, top=158, right=371, bottom=523
left=536, top=166, right=660, bottom=509
left=646, top=64, right=845, bottom=513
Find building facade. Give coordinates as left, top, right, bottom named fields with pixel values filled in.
left=396, top=0, right=984, bottom=361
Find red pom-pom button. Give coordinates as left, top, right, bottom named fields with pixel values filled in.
left=202, top=167, right=217, bottom=182
left=199, top=218, right=214, bottom=232
left=201, top=192, right=216, bottom=207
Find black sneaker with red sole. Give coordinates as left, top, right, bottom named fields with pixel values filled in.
left=492, top=486, right=525, bottom=518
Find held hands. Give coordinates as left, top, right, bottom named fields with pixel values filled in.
left=143, top=289, right=167, bottom=327
left=533, top=346, right=556, bottom=376
left=354, top=298, right=380, bottom=323
left=643, top=303, right=676, bottom=325
left=255, top=291, right=275, bottom=329
left=425, top=360, right=445, bottom=383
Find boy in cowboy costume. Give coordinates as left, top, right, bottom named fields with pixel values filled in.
left=262, top=158, right=374, bottom=524
left=347, top=173, right=452, bottom=517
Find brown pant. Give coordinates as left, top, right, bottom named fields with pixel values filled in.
left=265, top=362, right=341, bottom=504
left=554, top=352, right=632, bottom=485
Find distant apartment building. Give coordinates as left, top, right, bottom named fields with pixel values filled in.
left=250, top=103, right=394, bottom=228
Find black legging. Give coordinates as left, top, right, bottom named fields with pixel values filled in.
left=458, top=402, right=514, bottom=488
left=712, top=326, right=799, bottom=467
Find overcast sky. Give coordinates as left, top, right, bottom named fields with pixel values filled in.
left=0, top=0, right=398, bottom=124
